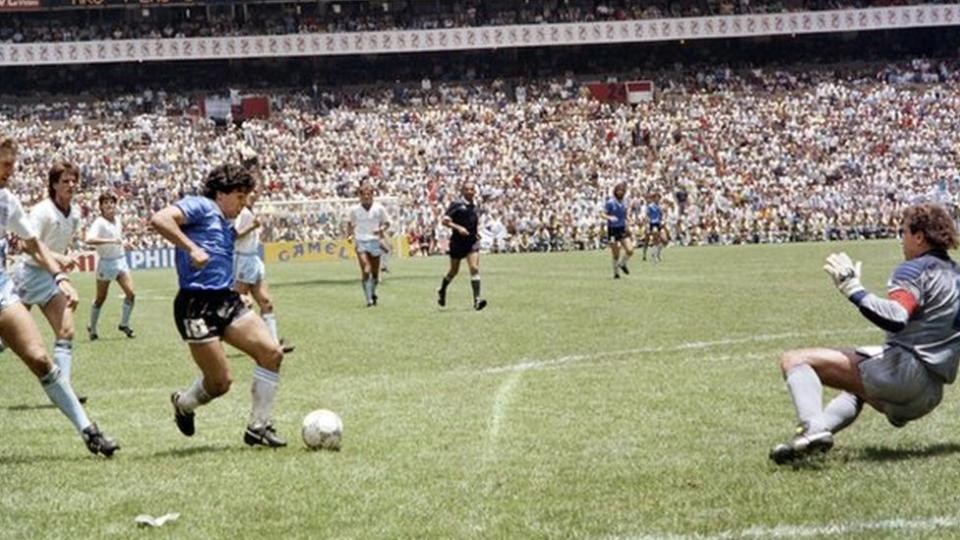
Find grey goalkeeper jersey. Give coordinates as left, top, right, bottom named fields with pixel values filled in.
left=885, top=252, right=960, bottom=383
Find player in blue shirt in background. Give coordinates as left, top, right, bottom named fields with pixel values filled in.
left=771, top=203, right=960, bottom=464
left=603, top=182, right=634, bottom=279
left=151, top=164, right=288, bottom=448
left=642, top=192, right=665, bottom=262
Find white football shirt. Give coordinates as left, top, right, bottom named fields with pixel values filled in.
left=25, top=199, right=80, bottom=267
left=348, top=202, right=390, bottom=241
left=87, top=216, right=125, bottom=259
left=0, top=188, right=37, bottom=240
left=234, top=207, right=260, bottom=254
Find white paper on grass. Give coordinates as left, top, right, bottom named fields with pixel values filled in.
left=134, top=513, right=181, bottom=528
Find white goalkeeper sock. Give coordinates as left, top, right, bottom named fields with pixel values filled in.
left=785, top=364, right=826, bottom=433
left=822, top=392, right=863, bottom=434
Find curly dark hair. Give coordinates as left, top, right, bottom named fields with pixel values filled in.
left=203, top=164, right=255, bottom=199
left=48, top=161, right=79, bottom=200
left=903, top=203, right=959, bottom=252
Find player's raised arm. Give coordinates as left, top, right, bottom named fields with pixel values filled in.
left=150, top=205, right=209, bottom=268
left=824, top=252, right=914, bottom=333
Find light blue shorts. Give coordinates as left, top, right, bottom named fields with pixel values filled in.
left=13, top=263, right=60, bottom=307
left=0, top=273, right=21, bottom=312
left=356, top=239, right=383, bottom=258
left=234, top=253, right=265, bottom=285
left=96, top=255, right=130, bottom=281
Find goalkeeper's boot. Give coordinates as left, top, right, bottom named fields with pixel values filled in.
left=82, top=423, right=120, bottom=458
left=244, top=423, right=287, bottom=448
left=769, top=425, right=833, bottom=464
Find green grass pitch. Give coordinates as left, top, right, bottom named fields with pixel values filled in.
left=2, top=240, right=960, bottom=539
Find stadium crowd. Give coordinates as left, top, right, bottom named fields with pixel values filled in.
left=0, top=55, right=957, bottom=255
left=0, top=0, right=943, bottom=44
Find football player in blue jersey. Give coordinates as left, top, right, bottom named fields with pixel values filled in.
left=151, top=164, right=288, bottom=448
left=771, top=203, right=960, bottom=464
left=603, top=182, right=633, bottom=279
left=642, top=192, right=665, bottom=262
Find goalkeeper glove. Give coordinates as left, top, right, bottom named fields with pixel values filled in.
left=823, top=252, right=864, bottom=298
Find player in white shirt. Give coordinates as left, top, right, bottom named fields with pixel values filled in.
left=0, top=137, right=118, bottom=456
left=346, top=184, right=391, bottom=307
left=234, top=189, right=294, bottom=354
left=85, top=192, right=135, bottom=340
left=13, top=161, right=91, bottom=403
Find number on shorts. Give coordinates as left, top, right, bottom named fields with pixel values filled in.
left=185, top=318, right=209, bottom=339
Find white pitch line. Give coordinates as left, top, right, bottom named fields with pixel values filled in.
left=482, top=328, right=873, bottom=375
left=615, top=515, right=960, bottom=540
left=472, top=369, right=524, bottom=536
left=484, top=370, right=522, bottom=466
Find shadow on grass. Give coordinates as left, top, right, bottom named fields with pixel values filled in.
left=145, top=444, right=241, bottom=460
left=0, top=452, right=94, bottom=465
left=771, top=443, right=960, bottom=470
left=855, top=442, right=960, bottom=462
left=5, top=403, right=57, bottom=411
left=272, top=274, right=431, bottom=288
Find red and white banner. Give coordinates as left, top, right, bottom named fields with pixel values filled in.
left=586, top=82, right=627, bottom=103
left=626, top=81, right=654, bottom=103
left=0, top=4, right=957, bottom=66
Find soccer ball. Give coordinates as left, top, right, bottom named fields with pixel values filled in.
left=301, top=409, right=343, bottom=451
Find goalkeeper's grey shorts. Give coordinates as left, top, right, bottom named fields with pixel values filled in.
left=856, top=345, right=943, bottom=427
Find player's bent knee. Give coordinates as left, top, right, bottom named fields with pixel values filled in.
left=779, top=350, right=809, bottom=373
left=256, top=347, right=284, bottom=371
left=206, top=377, right=233, bottom=397
left=23, top=351, right=53, bottom=379
left=58, top=326, right=75, bottom=341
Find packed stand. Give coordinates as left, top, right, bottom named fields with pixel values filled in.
left=1, top=56, right=958, bottom=256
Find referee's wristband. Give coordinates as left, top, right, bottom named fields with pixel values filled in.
left=54, top=273, right=70, bottom=284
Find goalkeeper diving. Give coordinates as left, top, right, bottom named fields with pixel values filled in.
left=770, top=203, right=960, bottom=464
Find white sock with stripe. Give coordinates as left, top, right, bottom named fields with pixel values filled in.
left=250, top=366, right=280, bottom=428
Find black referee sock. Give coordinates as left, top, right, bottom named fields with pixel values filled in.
left=470, top=276, right=481, bottom=300
left=440, top=276, right=452, bottom=292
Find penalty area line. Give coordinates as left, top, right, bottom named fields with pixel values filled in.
left=482, top=328, right=874, bottom=375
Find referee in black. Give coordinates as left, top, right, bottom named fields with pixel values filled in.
left=437, top=181, right=487, bottom=310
